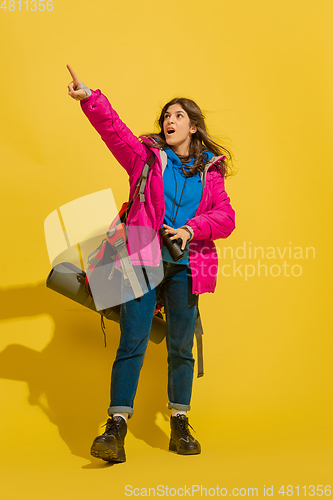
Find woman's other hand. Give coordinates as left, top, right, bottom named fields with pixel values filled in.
left=163, top=224, right=191, bottom=251
left=67, top=64, right=88, bottom=100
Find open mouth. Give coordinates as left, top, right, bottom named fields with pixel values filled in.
left=167, top=129, right=175, bottom=136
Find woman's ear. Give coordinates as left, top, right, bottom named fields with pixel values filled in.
left=190, top=123, right=197, bottom=135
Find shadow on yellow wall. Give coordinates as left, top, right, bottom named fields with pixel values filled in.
left=0, top=282, right=170, bottom=462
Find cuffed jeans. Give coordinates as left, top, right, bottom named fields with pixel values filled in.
left=108, top=261, right=199, bottom=418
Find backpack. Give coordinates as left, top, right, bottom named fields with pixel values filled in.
left=46, top=154, right=204, bottom=376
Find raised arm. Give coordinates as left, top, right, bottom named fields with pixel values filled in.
left=67, top=64, right=148, bottom=176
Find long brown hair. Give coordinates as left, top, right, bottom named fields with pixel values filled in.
left=142, top=97, right=234, bottom=178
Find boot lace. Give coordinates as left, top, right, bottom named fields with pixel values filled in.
left=102, top=417, right=120, bottom=436
left=177, top=416, right=196, bottom=439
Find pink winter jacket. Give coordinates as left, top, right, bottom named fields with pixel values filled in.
left=80, top=90, right=235, bottom=295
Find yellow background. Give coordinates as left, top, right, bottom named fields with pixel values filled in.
left=0, top=0, right=332, bottom=498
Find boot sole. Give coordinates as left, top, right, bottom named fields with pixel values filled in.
left=169, top=438, right=201, bottom=455
left=90, top=441, right=126, bottom=463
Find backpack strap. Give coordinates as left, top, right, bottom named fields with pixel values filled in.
left=138, top=155, right=154, bottom=202
left=88, top=154, right=155, bottom=269
left=107, top=225, right=143, bottom=299
left=87, top=238, right=107, bottom=266
left=194, top=310, right=204, bottom=377
left=124, top=154, right=155, bottom=221
left=104, top=154, right=155, bottom=298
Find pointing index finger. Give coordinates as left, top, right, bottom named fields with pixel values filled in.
left=66, top=64, right=79, bottom=83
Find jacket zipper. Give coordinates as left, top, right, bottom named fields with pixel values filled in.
left=192, top=155, right=225, bottom=217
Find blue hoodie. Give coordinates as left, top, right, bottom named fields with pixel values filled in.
left=162, top=147, right=214, bottom=264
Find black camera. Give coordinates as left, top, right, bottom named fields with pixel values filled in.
left=159, top=227, right=184, bottom=261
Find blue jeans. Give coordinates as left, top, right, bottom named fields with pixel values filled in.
left=108, top=261, right=199, bottom=418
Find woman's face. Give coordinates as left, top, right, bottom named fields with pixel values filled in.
left=163, top=104, right=197, bottom=156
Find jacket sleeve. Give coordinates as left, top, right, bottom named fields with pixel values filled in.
left=187, top=171, right=235, bottom=241
left=80, top=89, right=148, bottom=176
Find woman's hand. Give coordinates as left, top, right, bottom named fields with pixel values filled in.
left=163, top=224, right=191, bottom=251
left=67, top=64, right=88, bottom=100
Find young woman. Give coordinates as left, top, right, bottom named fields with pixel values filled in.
left=67, top=64, right=236, bottom=463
